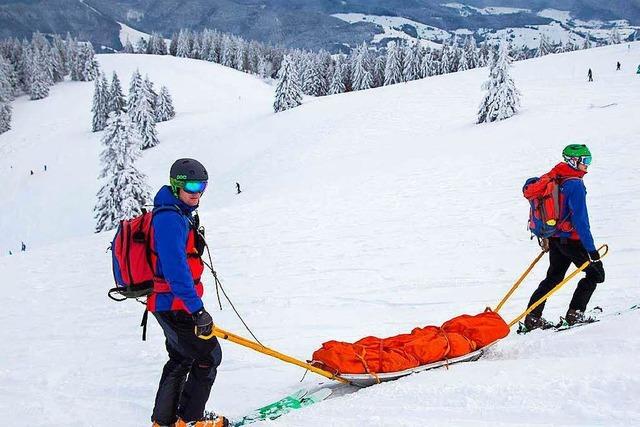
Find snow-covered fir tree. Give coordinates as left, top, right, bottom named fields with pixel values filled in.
left=419, top=49, right=431, bottom=78
left=0, top=101, right=10, bottom=134
left=176, top=30, right=192, bottom=58
left=478, top=41, right=491, bottom=67
left=257, top=56, right=273, bottom=78
left=583, top=33, right=592, bottom=49
left=51, top=34, right=69, bottom=76
left=94, top=112, right=151, bottom=233
left=91, top=74, right=110, bottom=132
left=155, top=86, right=175, bottom=122
left=123, top=38, right=134, bottom=53
left=477, top=41, right=521, bottom=124
left=463, top=36, right=479, bottom=70
left=128, top=70, right=159, bottom=149
left=147, top=33, right=167, bottom=55
left=135, top=37, right=148, bottom=54
left=402, top=42, right=421, bottom=82
left=384, top=41, right=403, bottom=86
left=109, top=71, right=127, bottom=115
left=143, top=76, right=158, bottom=117
left=25, top=45, right=51, bottom=100
left=0, top=56, right=11, bottom=134
left=352, top=43, right=373, bottom=91
left=302, top=55, right=325, bottom=96
left=273, top=55, right=302, bottom=113
left=72, top=42, right=99, bottom=81
left=609, top=28, right=622, bottom=45
left=536, top=34, right=554, bottom=57
left=372, top=54, right=385, bottom=88
left=221, top=35, right=236, bottom=68
left=329, top=58, right=346, bottom=95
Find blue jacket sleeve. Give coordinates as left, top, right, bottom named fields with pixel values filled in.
left=153, top=211, right=204, bottom=313
left=566, top=180, right=597, bottom=253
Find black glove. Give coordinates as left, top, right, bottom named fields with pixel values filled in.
left=588, top=251, right=605, bottom=283
left=193, top=308, right=213, bottom=336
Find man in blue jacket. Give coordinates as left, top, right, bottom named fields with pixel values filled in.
left=149, top=158, right=227, bottom=427
left=524, top=144, right=605, bottom=330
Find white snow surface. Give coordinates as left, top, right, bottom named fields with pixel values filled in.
left=1, top=45, right=640, bottom=426
left=443, top=3, right=530, bottom=16
left=332, top=13, right=447, bottom=48
left=119, top=22, right=151, bottom=46
left=537, top=9, right=572, bottom=24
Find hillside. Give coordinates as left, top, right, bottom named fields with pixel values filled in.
left=2, top=0, right=639, bottom=52
left=1, top=44, right=640, bottom=426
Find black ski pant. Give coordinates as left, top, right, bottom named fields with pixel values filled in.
left=527, top=237, right=604, bottom=318
left=152, top=311, right=222, bottom=425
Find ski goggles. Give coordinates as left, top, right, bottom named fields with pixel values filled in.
left=181, top=180, right=208, bottom=194
left=580, top=156, right=592, bottom=166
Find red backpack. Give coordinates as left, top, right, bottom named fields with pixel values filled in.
left=523, top=175, right=579, bottom=239
left=108, top=206, right=178, bottom=302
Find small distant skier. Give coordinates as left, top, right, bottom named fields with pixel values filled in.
left=523, top=144, right=605, bottom=331
left=616, top=61, right=621, bottom=71
left=236, top=182, right=242, bottom=194
left=44, top=165, right=47, bottom=171
left=149, top=158, right=227, bottom=427
left=30, top=170, right=34, bottom=176
left=587, top=68, right=593, bottom=82
left=21, top=241, right=26, bottom=252
left=637, top=64, right=640, bottom=74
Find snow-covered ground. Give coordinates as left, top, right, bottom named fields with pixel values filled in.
left=442, top=3, right=531, bottom=16
left=335, top=9, right=639, bottom=50
left=119, top=22, right=152, bottom=46
left=331, top=13, right=448, bottom=48
left=1, top=44, right=640, bottom=426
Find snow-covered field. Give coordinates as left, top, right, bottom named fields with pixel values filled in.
left=1, top=44, right=640, bottom=426
left=335, top=9, right=639, bottom=50
left=331, top=13, right=447, bottom=48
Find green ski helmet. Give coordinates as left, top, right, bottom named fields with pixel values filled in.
left=170, top=158, right=209, bottom=196
left=562, top=144, right=592, bottom=169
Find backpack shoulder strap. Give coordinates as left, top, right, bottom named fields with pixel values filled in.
left=152, top=205, right=182, bottom=216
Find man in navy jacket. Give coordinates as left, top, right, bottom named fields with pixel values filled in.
left=149, top=158, right=227, bottom=427
left=524, top=145, right=605, bottom=330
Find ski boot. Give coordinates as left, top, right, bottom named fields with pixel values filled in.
left=518, top=314, right=555, bottom=334
left=564, top=309, right=585, bottom=325
left=176, top=415, right=229, bottom=427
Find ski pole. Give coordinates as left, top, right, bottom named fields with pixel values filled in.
left=508, top=244, right=608, bottom=327
left=494, top=250, right=546, bottom=313
left=198, top=326, right=350, bottom=384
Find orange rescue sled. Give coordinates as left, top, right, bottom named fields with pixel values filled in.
left=311, top=310, right=509, bottom=378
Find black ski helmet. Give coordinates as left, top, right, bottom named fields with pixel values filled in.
left=170, top=158, right=208, bottom=195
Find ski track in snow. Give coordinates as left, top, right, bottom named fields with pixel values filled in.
left=1, top=45, right=640, bottom=425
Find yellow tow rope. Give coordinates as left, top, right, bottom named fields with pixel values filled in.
left=198, top=326, right=349, bottom=384
left=506, top=244, right=609, bottom=327
left=494, top=249, right=547, bottom=313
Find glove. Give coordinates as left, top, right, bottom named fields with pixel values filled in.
left=588, top=251, right=605, bottom=283
left=193, top=308, right=214, bottom=336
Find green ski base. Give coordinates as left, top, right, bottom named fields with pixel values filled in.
left=231, top=387, right=332, bottom=426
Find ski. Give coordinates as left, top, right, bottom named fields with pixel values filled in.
left=517, top=304, right=639, bottom=334
left=231, top=387, right=333, bottom=426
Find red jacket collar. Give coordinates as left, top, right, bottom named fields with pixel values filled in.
left=548, top=162, right=587, bottom=179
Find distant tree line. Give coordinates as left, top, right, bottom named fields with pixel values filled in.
left=122, top=27, right=620, bottom=114
left=0, top=32, right=99, bottom=135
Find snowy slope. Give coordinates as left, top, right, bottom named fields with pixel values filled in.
left=0, top=54, right=274, bottom=253
left=1, top=44, right=640, bottom=426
